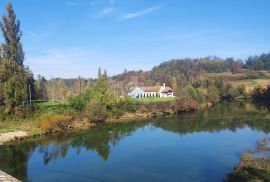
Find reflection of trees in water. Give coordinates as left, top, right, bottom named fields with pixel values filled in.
left=0, top=121, right=147, bottom=181
left=0, top=142, right=36, bottom=182
left=153, top=101, right=270, bottom=135
left=1, top=101, right=270, bottom=181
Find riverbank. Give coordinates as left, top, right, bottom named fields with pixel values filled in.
left=226, top=138, right=270, bottom=181
left=0, top=99, right=213, bottom=145
left=0, top=170, right=21, bottom=182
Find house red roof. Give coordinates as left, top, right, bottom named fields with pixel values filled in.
left=129, top=87, right=136, bottom=91
left=129, top=86, right=173, bottom=93
left=161, top=87, right=173, bottom=93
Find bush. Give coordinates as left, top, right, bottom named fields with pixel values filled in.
left=237, top=84, right=246, bottom=95
left=184, top=84, right=205, bottom=103
left=85, top=99, right=108, bottom=123
left=37, top=115, right=72, bottom=132
left=68, top=96, right=85, bottom=111
left=172, top=98, right=199, bottom=112
left=14, top=106, right=32, bottom=119
left=207, top=86, right=220, bottom=103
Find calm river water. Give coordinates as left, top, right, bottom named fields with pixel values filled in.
left=1, top=101, right=270, bottom=182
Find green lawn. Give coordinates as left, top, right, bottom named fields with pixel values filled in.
left=38, top=100, right=70, bottom=107
left=133, top=97, right=176, bottom=103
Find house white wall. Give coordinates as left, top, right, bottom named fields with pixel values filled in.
left=128, top=87, right=144, bottom=98
left=128, top=83, right=174, bottom=98
left=160, top=92, right=174, bottom=97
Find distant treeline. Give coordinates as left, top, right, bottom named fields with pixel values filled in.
left=34, top=53, right=270, bottom=101
left=111, top=54, right=269, bottom=92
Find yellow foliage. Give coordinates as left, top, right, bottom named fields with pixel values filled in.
left=37, top=115, right=72, bottom=131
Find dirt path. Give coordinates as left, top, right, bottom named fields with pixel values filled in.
left=0, top=131, right=28, bottom=145
left=0, top=170, right=21, bottom=182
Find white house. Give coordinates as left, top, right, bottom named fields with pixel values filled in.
left=128, top=83, right=174, bottom=98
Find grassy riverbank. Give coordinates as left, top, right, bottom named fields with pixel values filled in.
left=0, top=96, right=208, bottom=143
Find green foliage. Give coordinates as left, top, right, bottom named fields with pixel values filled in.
left=110, top=97, right=137, bottom=118
left=85, top=99, right=108, bottom=123
left=245, top=53, right=270, bottom=70
left=134, top=97, right=175, bottom=103
left=0, top=3, right=35, bottom=114
left=68, top=96, right=85, bottom=111
left=3, top=67, right=28, bottom=113
left=184, top=84, right=204, bottom=103
left=207, top=86, right=220, bottom=103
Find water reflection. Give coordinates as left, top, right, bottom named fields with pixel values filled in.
left=1, top=101, right=270, bottom=181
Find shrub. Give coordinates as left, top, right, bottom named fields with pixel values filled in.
left=172, top=98, right=199, bottom=112
left=85, top=99, right=108, bottom=123
left=68, top=96, right=85, bottom=111
left=184, top=84, right=205, bottom=103
left=37, top=115, right=72, bottom=132
left=14, top=106, right=32, bottom=119
left=237, top=84, right=246, bottom=95
left=207, top=86, right=220, bottom=103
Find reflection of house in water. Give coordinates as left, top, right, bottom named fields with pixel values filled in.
left=128, top=83, right=174, bottom=98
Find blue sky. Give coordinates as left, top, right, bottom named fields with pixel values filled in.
left=0, top=0, right=270, bottom=78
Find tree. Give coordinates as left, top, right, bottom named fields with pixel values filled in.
left=0, top=3, right=30, bottom=113
left=104, top=69, right=107, bottom=79
left=98, top=67, right=102, bottom=78
left=0, top=3, right=24, bottom=67
left=171, top=76, right=178, bottom=96
left=184, top=84, right=204, bottom=103
left=36, top=74, right=47, bottom=100
left=207, top=86, right=220, bottom=103
left=93, top=75, right=112, bottom=106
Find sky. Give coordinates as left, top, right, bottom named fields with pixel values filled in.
left=0, top=0, right=270, bottom=78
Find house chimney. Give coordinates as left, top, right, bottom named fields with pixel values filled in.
left=163, top=83, right=165, bottom=89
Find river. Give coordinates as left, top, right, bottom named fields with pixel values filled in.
left=1, top=101, right=270, bottom=182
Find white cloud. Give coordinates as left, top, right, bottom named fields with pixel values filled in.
left=94, top=7, right=115, bottom=18
left=119, top=5, right=162, bottom=21
left=65, top=1, right=77, bottom=6
left=101, top=7, right=114, bottom=15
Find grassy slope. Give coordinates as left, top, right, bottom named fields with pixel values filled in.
left=207, top=71, right=270, bottom=94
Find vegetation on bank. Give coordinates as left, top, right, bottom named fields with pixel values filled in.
left=225, top=139, right=270, bottom=182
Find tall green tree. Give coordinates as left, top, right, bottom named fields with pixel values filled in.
left=0, top=3, right=24, bottom=67
left=0, top=3, right=32, bottom=113
left=98, top=67, right=102, bottom=78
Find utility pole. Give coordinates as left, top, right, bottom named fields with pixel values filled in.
left=29, top=83, right=32, bottom=107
